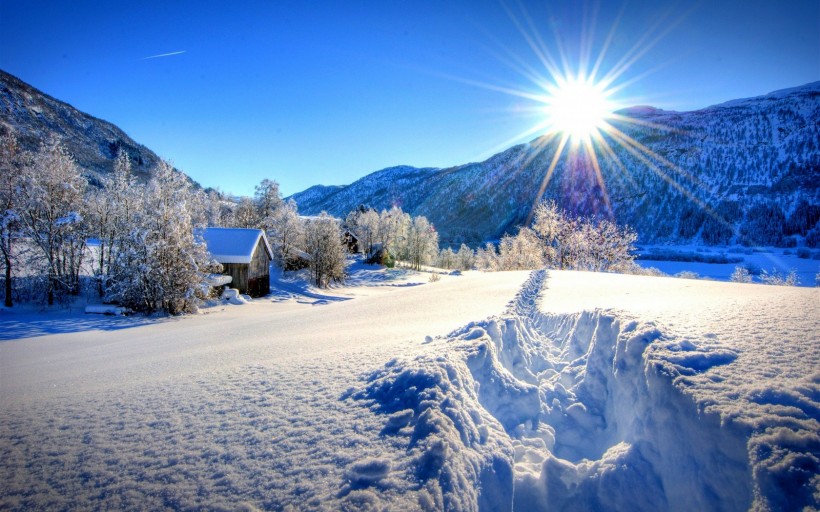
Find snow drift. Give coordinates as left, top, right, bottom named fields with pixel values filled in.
left=352, top=270, right=818, bottom=511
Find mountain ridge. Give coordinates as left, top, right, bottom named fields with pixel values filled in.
left=290, top=81, right=820, bottom=246
left=0, top=69, right=186, bottom=186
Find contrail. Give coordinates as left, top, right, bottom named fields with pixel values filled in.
left=141, top=50, right=187, bottom=60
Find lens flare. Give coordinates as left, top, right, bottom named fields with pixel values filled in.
left=544, top=75, right=614, bottom=142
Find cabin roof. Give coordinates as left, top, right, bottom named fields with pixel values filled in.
left=200, top=227, right=273, bottom=264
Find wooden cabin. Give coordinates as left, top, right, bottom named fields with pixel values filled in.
left=201, top=228, right=273, bottom=297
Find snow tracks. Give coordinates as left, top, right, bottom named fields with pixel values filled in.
left=350, top=270, right=769, bottom=511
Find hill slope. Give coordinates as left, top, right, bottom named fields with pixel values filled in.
left=0, top=69, right=173, bottom=186
left=291, top=82, right=820, bottom=246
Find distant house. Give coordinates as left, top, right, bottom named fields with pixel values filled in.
left=200, top=228, right=273, bottom=297
left=342, top=229, right=359, bottom=254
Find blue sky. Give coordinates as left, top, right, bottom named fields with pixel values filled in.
left=1, top=0, right=818, bottom=197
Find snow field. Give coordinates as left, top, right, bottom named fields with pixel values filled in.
left=1, top=267, right=817, bottom=510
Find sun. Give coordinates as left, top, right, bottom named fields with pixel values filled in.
left=543, top=76, right=614, bottom=142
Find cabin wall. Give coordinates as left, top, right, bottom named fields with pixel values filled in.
left=247, top=239, right=271, bottom=297
left=222, top=263, right=248, bottom=294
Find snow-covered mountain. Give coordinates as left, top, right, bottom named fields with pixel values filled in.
left=0, top=69, right=175, bottom=186
left=291, top=82, right=820, bottom=246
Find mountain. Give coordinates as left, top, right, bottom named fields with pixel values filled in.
left=0, top=69, right=173, bottom=186
left=291, top=82, right=820, bottom=247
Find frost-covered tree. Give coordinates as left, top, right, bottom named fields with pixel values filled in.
left=759, top=268, right=799, bottom=286
left=437, top=247, right=456, bottom=269
left=254, top=179, right=284, bottom=231
left=201, top=188, right=233, bottom=227
left=379, top=206, right=412, bottom=260
left=230, top=197, right=260, bottom=229
left=346, top=207, right=380, bottom=259
left=303, top=212, right=346, bottom=288
left=0, top=132, right=26, bottom=307
left=730, top=266, right=753, bottom=283
left=531, top=200, right=636, bottom=272
left=583, top=219, right=637, bottom=272
left=86, top=151, right=137, bottom=295
left=475, top=242, right=498, bottom=271
left=268, top=199, right=304, bottom=268
left=456, top=243, right=475, bottom=271
left=402, top=215, right=439, bottom=271
left=18, top=138, right=87, bottom=304
left=107, top=160, right=214, bottom=314
left=497, top=228, right=545, bottom=270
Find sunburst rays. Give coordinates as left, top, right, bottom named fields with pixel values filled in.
left=456, top=0, right=740, bottom=240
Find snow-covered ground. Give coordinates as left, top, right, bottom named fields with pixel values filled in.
left=0, top=266, right=817, bottom=510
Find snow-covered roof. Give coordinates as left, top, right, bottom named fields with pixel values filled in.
left=200, top=228, right=273, bottom=264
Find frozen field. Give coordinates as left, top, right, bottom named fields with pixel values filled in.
left=0, top=268, right=818, bottom=510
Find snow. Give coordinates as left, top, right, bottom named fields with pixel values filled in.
left=636, top=244, right=820, bottom=286
left=220, top=288, right=250, bottom=305
left=200, top=227, right=272, bottom=264
left=84, top=305, right=130, bottom=315
left=0, top=267, right=818, bottom=510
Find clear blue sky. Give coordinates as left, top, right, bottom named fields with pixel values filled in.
left=1, top=0, right=818, bottom=197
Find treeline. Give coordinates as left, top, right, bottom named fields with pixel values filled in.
left=344, top=201, right=637, bottom=274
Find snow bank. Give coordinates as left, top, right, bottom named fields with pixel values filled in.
left=351, top=354, right=515, bottom=511
left=351, top=270, right=819, bottom=510
left=220, top=288, right=249, bottom=305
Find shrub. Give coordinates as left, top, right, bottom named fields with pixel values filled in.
left=759, top=269, right=799, bottom=286
left=675, top=271, right=700, bottom=280
left=730, top=266, right=753, bottom=283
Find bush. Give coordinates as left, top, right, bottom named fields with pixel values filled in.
left=759, top=269, right=799, bottom=286
left=796, top=247, right=812, bottom=259
left=675, top=271, right=700, bottom=280
left=730, top=266, right=753, bottom=283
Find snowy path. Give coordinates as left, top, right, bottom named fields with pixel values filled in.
left=0, top=271, right=530, bottom=510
